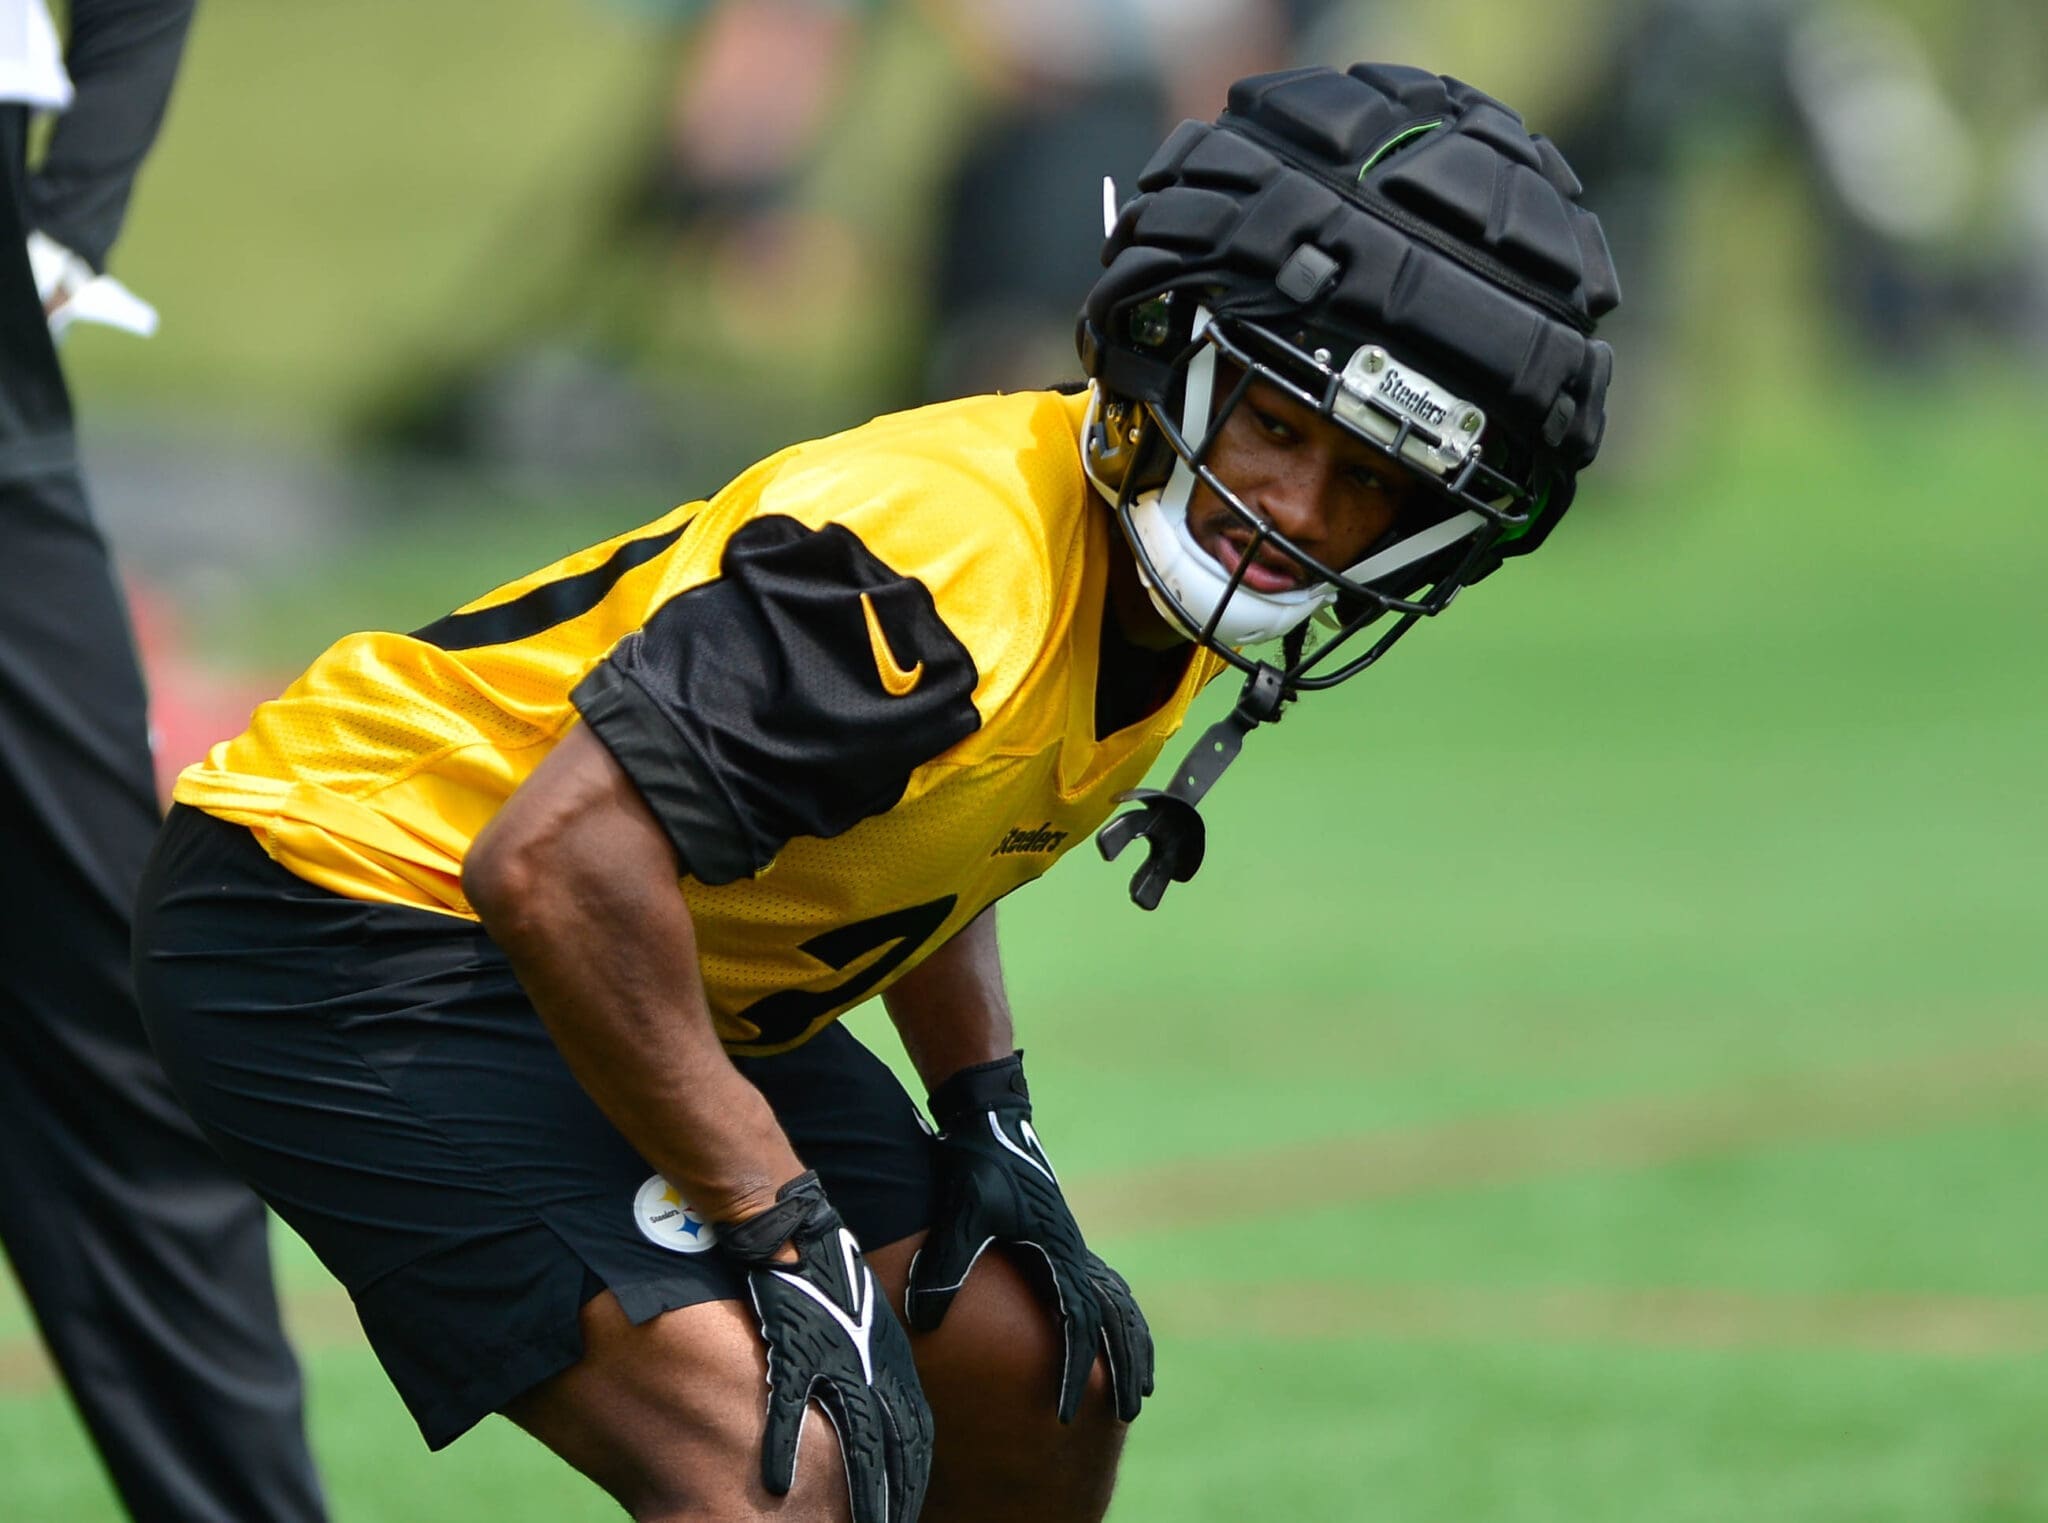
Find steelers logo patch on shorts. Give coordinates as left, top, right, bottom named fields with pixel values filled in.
left=632, top=1174, right=719, bottom=1253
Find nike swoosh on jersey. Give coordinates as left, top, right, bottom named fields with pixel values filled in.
left=860, top=592, right=924, bottom=697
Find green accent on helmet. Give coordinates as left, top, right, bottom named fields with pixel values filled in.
left=1357, top=120, right=1444, bottom=179
left=1128, top=296, right=1173, bottom=348
left=1493, top=478, right=1552, bottom=545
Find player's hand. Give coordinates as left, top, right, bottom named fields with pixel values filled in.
left=719, top=1170, right=933, bottom=1523
left=905, top=1052, right=1155, bottom=1423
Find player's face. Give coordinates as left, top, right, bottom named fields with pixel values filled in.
left=1188, top=373, right=1420, bottom=594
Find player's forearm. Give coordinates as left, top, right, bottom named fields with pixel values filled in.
left=467, top=792, right=803, bottom=1225
left=498, top=893, right=803, bottom=1225
left=883, top=904, right=1017, bottom=1091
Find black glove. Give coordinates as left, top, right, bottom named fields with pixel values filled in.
left=905, top=1052, right=1155, bottom=1423
left=720, top=1170, right=933, bottom=1523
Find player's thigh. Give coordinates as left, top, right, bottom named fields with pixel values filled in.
left=504, top=1289, right=851, bottom=1522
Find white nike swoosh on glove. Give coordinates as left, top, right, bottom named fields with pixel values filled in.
left=770, top=1228, right=878, bottom=1385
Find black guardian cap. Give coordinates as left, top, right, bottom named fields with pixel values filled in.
left=1084, top=62, right=1617, bottom=462
left=1084, top=64, right=1621, bottom=907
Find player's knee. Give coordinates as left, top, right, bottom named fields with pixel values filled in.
left=907, top=1248, right=1127, bottom=1520
left=988, top=1249, right=1122, bottom=1429
left=1074, top=1341, right=1118, bottom=1421
left=782, top=1406, right=855, bottom=1523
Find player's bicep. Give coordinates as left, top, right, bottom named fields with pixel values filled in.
left=572, top=514, right=981, bottom=884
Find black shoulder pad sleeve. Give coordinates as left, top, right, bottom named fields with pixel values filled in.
left=572, top=515, right=981, bottom=884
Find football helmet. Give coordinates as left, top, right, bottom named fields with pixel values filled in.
left=1081, top=64, right=1620, bottom=906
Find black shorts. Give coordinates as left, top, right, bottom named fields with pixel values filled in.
left=132, top=805, right=941, bottom=1449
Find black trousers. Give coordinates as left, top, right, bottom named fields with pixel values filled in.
left=1, top=105, right=326, bottom=1523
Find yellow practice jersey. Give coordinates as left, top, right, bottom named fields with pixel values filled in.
left=178, top=389, right=1224, bottom=1054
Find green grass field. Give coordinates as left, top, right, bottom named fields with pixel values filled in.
left=3, top=376, right=2044, bottom=1519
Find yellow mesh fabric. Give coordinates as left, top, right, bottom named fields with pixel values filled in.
left=176, top=391, right=1224, bottom=1050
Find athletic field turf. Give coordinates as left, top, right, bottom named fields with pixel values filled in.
left=2, top=382, right=2042, bottom=1519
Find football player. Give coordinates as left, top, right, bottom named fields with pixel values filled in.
left=133, top=63, right=1615, bottom=1523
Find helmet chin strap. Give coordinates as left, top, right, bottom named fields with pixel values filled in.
left=1097, top=662, right=1289, bottom=910
left=1312, top=506, right=1490, bottom=628
left=1091, top=337, right=1287, bottom=910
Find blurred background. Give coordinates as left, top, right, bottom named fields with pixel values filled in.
left=5, top=0, right=2047, bottom=1517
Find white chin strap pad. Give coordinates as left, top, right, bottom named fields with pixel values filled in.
left=1126, top=486, right=1330, bottom=646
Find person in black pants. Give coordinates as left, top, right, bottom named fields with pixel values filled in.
left=0, top=3, right=327, bottom=1519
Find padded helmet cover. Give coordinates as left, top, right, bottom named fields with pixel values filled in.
left=1079, top=64, right=1619, bottom=481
